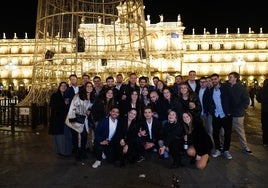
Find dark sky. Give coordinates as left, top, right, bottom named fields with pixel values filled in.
left=0, top=0, right=267, bottom=39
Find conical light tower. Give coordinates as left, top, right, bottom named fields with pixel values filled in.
left=20, top=0, right=149, bottom=105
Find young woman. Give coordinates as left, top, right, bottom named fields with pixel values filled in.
left=140, top=86, right=151, bottom=114
left=116, top=108, right=140, bottom=166
left=49, top=82, right=72, bottom=157
left=119, top=90, right=141, bottom=120
left=159, top=110, right=185, bottom=168
left=182, top=112, right=213, bottom=170
left=65, top=81, right=95, bottom=161
left=91, top=88, right=115, bottom=125
left=178, top=83, right=201, bottom=121
left=162, top=88, right=183, bottom=126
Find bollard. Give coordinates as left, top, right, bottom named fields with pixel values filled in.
left=31, top=103, right=37, bottom=131
left=10, top=103, right=15, bottom=135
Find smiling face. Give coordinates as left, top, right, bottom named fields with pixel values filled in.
left=182, top=112, right=191, bottom=124
left=85, top=82, right=93, bottom=93
left=109, top=107, right=120, bottom=120
left=168, top=110, right=177, bottom=123
left=106, top=89, right=114, bottom=100
left=128, top=109, right=137, bottom=121
left=163, top=88, right=171, bottom=100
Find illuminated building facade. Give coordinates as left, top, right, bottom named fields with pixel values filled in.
left=0, top=2, right=267, bottom=98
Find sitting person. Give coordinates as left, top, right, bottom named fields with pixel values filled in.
left=116, top=108, right=140, bottom=166
left=92, top=106, right=120, bottom=168
left=182, top=112, right=213, bottom=170
left=159, top=110, right=185, bottom=168
left=137, top=106, right=164, bottom=162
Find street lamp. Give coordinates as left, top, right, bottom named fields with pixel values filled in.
left=5, top=61, right=17, bottom=91
left=233, top=56, right=246, bottom=74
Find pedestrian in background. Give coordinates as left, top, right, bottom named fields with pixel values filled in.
left=256, top=79, right=268, bottom=146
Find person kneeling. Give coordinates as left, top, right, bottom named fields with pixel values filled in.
left=182, top=112, right=213, bottom=170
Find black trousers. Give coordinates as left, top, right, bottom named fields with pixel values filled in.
left=212, top=115, right=232, bottom=151
left=93, top=140, right=118, bottom=163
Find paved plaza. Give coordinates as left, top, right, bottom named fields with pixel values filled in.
left=0, top=101, right=267, bottom=188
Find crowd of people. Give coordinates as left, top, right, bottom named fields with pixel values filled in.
left=48, top=70, right=267, bottom=170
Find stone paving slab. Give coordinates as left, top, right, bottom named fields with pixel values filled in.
left=0, top=102, right=267, bottom=188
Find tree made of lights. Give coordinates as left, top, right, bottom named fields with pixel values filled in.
left=20, top=0, right=149, bottom=105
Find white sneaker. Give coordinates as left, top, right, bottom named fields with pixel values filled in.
left=92, top=160, right=101, bottom=168
left=212, top=149, right=221, bottom=158
left=102, top=152, right=106, bottom=159
left=223, top=151, right=232, bottom=160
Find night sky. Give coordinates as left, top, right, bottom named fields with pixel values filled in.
left=0, top=0, right=267, bottom=39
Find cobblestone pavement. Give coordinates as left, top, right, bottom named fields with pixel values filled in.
left=0, top=101, right=267, bottom=188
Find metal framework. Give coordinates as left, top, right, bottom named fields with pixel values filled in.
left=20, top=0, right=149, bottom=105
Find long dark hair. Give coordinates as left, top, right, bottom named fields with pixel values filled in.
left=79, top=81, right=95, bottom=101
left=183, top=112, right=193, bottom=134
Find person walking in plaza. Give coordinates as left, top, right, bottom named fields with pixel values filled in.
left=92, top=106, right=121, bottom=168
left=256, top=79, right=268, bottom=146
left=228, top=72, right=252, bottom=154
left=206, top=73, right=234, bottom=160
left=182, top=112, right=213, bottom=170
left=65, top=81, right=95, bottom=161
left=249, top=85, right=257, bottom=107
left=159, top=110, right=185, bottom=168
left=49, top=82, right=72, bottom=157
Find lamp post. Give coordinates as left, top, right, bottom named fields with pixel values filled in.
left=233, top=56, right=246, bottom=74
left=5, top=61, right=17, bottom=91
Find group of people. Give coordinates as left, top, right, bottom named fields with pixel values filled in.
left=48, top=70, right=263, bottom=170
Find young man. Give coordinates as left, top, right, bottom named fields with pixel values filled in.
left=92, top=106, right=120, bottom=168
left=228, top=72, right=252, bottom=155
left=136, top=106, right=164, bottom=162
left=206, top=73, right=234, bottom=160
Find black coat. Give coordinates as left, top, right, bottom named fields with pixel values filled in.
left=139, top=117, right=163, bottom=145
left=163, top=121, right=185, bottom=147
left=204, top=83, right=234, bottom=117
left=49, top=91, right=68, bottom=135
left=186, top=119, right=213, bottom=156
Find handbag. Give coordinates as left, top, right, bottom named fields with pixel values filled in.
left=69, top=113, right=86, bottom=124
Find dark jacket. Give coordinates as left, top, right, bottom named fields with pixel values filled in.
left=204, top=83, right=234, bottom=117
left=230, top=82, right=249, bottom=117
left=115, top=117, right=139, bottom=147
left=94, top=116, right=120, bottom=145
left=186, top=119, right=213, bottom=156
left=162, top=97, right=184, bottom=122
left=163, top=121, right=185, bottom=147
left=49, top=90, right=68, bottom=135
left=139, top=117, right=163, bottom=145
